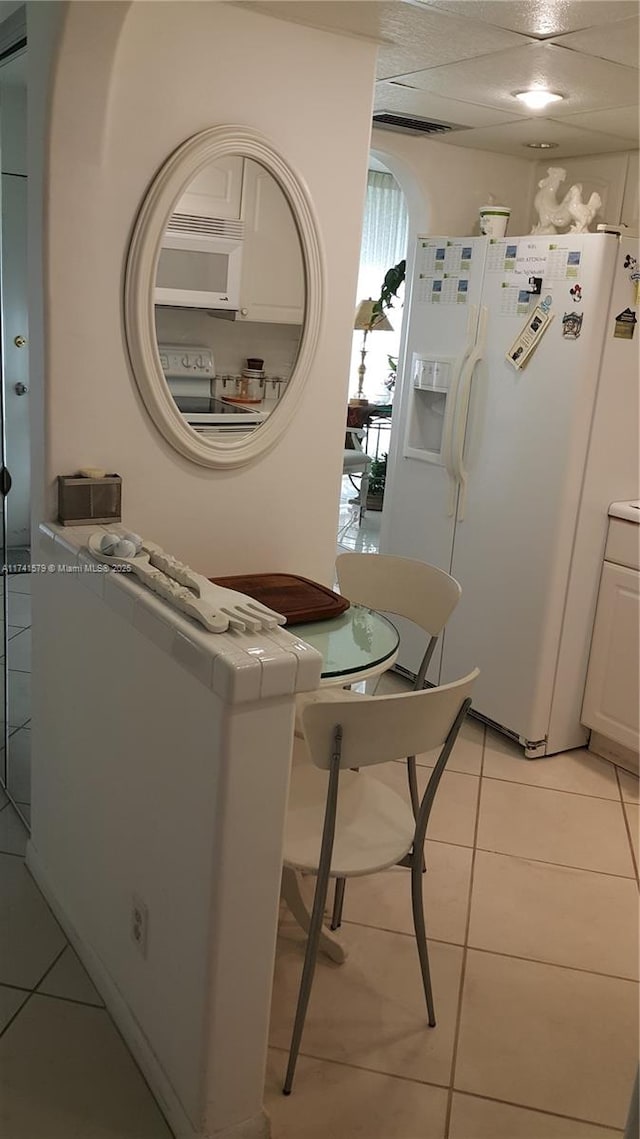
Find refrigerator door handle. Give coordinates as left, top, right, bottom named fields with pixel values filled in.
left=444, top=305, right=477, bottom=517
left=452, top=305, right=487, bottom=522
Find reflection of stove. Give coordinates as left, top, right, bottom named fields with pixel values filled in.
left=174, top=395, right=264, bottom=426
left=158, top=343, right=264, bottom=434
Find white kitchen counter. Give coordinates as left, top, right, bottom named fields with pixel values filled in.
left=608, top=500, right=640, bottom=523
left=28, top=521, right=322, bottom=1139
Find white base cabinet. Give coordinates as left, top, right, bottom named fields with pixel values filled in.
left=582, top=517, right=640, bottom=754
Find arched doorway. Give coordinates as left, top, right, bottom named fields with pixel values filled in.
left=338, top=155, right=408, bottom=553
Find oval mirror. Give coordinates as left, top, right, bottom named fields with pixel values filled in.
left=125, top=126, right=323, bottom=468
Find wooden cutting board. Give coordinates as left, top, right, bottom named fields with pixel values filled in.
left=208, top=573, right=350, bottom=625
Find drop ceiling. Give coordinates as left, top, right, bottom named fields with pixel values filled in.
left=235, top=0, right=639, bottom=159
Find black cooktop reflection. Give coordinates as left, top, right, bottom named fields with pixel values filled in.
left=174, top=396, right=254, bottom=417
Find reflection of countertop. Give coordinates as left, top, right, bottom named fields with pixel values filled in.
left=221, top=397, right=281, bottom=417
left=609, top=501, right=640, bottom=523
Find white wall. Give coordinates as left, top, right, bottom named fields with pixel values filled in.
left=38, top=1, right=377, bottom=584
left=370, top=126, right=536, bottom=238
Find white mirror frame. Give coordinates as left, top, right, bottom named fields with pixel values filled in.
left=125, top=125, right=324, bottom=468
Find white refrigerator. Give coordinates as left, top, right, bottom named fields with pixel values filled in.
left=381, top=232, right=639, bottom=757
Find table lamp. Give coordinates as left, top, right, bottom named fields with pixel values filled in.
left=351, top=299, right=392, bottom=406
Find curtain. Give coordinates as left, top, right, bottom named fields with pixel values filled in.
left=351, top=171, right=408, bottom=406
left=357, top=171, right=408, bottom=297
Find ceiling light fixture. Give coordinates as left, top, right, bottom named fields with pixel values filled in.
left=515, top=89, right=563, bottom=111
left=525, top=141, right=559, bottom=149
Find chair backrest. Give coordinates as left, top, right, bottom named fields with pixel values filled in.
left=336, top=552, right=461, bottom=638
left=301, top=669, right=479, bottom=772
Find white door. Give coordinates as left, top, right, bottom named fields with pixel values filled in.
left=2, top=172, right=29, bottom=549
left=380, top=237, right=486, bottom=678
left=440, top=234, right=619, bottom=749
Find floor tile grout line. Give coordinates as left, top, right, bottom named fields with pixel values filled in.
left=269, top=1043, right=451, bottom=1094
left=33, top=989, right=105, bottom=1011
left=473, top=845, right=636, bottom=881
left=463, top=943, right=639, bottom=986
left=0, top=990, right=32, bottom=1041
left=450, top=1087, right=626, bottom=1134
left=618, top=794, right=640, bottom=883
left=30, top=943, right=69, bottom=993
left=335, top=917, right=639, bottom=985
left=0, top=944, right=68, bottom=1042
left=269, top=1044, right=625, bottom=1131
left=478, top=771, right=626, bottom=803
left=443, top=722, right=486, bottom=1139
left=0, top=979, right=104, bottom=1011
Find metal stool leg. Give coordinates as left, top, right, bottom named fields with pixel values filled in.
left=330, top=877, right=346, bottom=930
left=407, top=756, right=426, bottom=874
left=411, top=845, right=436, bottom=1027
left=284, top=735, right=342, bottom=1095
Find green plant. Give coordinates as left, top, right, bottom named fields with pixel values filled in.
left=384, top=355, right=398, bottom=394
left=368, top=452, right=387, bottom=497
left=370, top=259, right=406, bottom=327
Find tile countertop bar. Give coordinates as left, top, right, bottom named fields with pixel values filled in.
left=608, top=501, right=640, bottom=523
left=38, top=523, right=323, bottom=705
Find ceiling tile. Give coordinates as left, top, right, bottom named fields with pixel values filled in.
left=374, top=81, right=523, bottom=128
left=235, top=1, right=532, bottom=80
left=550, top=16, right=639, bottom=68
left=437, top=116, right=634, bottom=159
left=417, top=1, right=640, bottom=39
left=371, top=6, right=532, bottom=80
left=557, top=105, right=639, bottom=143
left=394, top=42, right=639, bottom=116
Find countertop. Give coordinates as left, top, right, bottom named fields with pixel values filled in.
left=609, top=501, right=640, bottom=523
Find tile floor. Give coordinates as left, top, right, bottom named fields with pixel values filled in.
left=1, top=507, right=638, bottom=1138
left=2, top=571, right=32, bottom=823
left=266, top=686, right=639, bottom=1138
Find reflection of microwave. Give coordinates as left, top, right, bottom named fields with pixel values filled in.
left=155, top=213, right=244, bottom=311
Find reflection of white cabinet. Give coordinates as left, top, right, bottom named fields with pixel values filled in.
left=237, top=159, right=304, bottom=324
left=582, top=515, right=640, bottom=755
left=177, top=156, right=244, bottom=220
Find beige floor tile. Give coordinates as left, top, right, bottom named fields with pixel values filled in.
left=7, top=591, right=30, bottom=628
left=0, top=995, right=172, bottom=1138
left=0, top=984, right=29, bottom=1033
left=0, top=803, right=28, bottom=857
left=483, top=730, right=619, bottom=799
left=477, top=779, right=635, bottom=876
left=618, top=768, right=639, bottom=804
left=8, top=574, right=31, bottom=595
left=0, top=855, right=67, bottom=988
left=416, top=716, right=484, bottom=776
left=449, top=1091, right=623, bottom=1138
left=265, top=1049, right=449, bottom=1139
left=623, top=801, right=639, bottom=866
left=372, top=670, right=413, bottom=696
left=455, top=950, right=638, bottom=1129
left=338, top=840, right=473, bottom=945
left=38, top=946, right=104, bottom=1007
left=468, top=850, right=639, bottom=979
left=373, top=761, right=480, bottom=848
left=270, top=921, right=463, bottom=1087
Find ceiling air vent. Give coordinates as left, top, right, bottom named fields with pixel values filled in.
left=372, top=112, right=467, bottom=137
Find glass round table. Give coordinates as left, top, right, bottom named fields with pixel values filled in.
left=291, top=604, right=400, bottom=685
